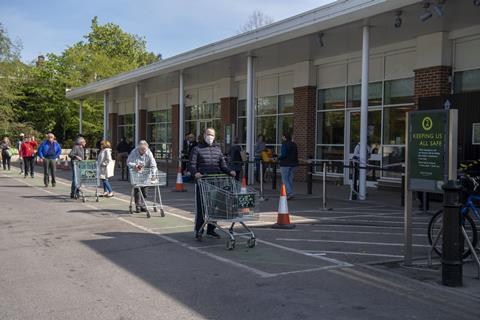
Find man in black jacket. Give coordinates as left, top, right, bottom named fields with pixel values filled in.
left=190, top=128, right=236, bottom=241
left=278, top=132, right=298, bottom=200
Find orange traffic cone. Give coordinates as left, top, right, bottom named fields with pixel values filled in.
left=172, top=165, right=187, bottom=192
left=272, top=184, right=296, bottom=229
left=240, top=176, right=248, bottom=193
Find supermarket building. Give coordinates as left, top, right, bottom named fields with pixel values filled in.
left=66, top=0, right=480, bottom=192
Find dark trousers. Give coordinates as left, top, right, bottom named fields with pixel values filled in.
left=194, top=183, right=215, bottom=233
left=71, top=160, right=78, bottom=196
left=2, top=152, right=11, bottom=170
left=23, top=157, right=35, bottom=176
left=43, top=158, right=56, bottom=186
left=134, top=187, right=148, bottom=208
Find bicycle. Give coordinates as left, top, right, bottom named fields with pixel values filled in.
left=427, top=175, right=480, bottom=259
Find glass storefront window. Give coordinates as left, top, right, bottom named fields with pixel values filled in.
left=279, top=94, right=294, bottom=113
left=382, top=146, right=405, bottom=178
left=278, top=115, right=294, bottom=142
left=238, top=100, right=246, bottom=117
left=383, top=106, right=414, bottom=145
left=257, top=96, right=277, bottom=115
left=384, top=78, right=414, bottom=105
left=257, top=116, right=276, bottom=144
left=118, top=114, right=135, bottom=143
left=317, top=111, right=344, bottom=145
left=316, top=146, right=344, bottom=174
left=454, top=69, right=480, bottom=93
left=318, top=87, right=345, bottom=110
left=147, top=109, right=172, bottom=159
left=347, top=82, right=382, bottom=108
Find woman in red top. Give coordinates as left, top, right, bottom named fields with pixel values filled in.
left=20, top=135, right=38, bottom=178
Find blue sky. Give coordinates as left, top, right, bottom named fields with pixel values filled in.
left=0, top=0, right=336, bottom=63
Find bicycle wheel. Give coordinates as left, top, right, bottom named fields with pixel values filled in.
left=428, top=209, right=478, bottom=259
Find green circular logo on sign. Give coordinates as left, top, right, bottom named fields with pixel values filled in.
left=422, top=116, right=433, bottom=131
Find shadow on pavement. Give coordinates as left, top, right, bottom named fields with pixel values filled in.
left=80, top=231, right=319, bottom=320
left=66, top=209, right=131, bottom=215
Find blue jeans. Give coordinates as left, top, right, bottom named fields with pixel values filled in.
left=102, top=179, right=113, bottom=193
left=280, top=166, right=295, bottom=196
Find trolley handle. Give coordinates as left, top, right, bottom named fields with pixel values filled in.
left=195, top=173, right=231, bottom=180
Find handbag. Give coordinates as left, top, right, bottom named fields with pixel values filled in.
left=6, top=148, right=19, bottom=157
left=106, top=160, right=116, bottom=178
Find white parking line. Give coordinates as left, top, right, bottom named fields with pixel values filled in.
left=311, top=230, right=427, bottom=237
left=276, top=238, right=430, bottom=248
left=311, top=224, right=425, bottom=230
left=321, top=219, right=429, bottom=226
left=306, top=251, right=404, bottom=258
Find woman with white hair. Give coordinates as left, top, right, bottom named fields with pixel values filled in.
left=127, top=140, right=157, bottom=212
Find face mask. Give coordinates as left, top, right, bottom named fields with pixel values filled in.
left=205, top=136, right=214, bottom=145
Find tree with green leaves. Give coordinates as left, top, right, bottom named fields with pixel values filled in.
left=0, top=23, right=30, bottom=136
left=18, top=17, right=159, bottom=146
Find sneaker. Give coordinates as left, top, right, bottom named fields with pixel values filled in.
left=44, top=183, right=48, bottom=187
left=135, top=206, right=141, bottom=213
left=52, top=183, right=56, bottom=187
left=107, top=192, right=114, bottom=198
left=206, top=230, right=221, bottom=239
left=195, top=231, right=203, bottom=242
left=140, top=207, right=147, bottom=212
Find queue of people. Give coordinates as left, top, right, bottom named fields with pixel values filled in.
left=2, top=129, right=301, bottom=243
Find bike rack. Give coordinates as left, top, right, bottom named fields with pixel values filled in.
left=428, top=225, right=480, bottom=279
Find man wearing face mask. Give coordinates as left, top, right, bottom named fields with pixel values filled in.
left=190, top=128, right=236, bottom=241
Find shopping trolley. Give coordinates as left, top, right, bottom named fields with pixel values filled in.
left=197, top=175, right=259, bottom=250
left=129, top=167, right=167, bottom=218
left=73, top=160, right=99, bottom=202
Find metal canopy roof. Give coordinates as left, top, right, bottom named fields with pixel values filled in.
left=65, top=0, right=425, bottom=99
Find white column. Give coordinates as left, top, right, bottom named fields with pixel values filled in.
left=134, top=83, right=140, bottom=146
left=246, top=56, right=255, bottom=184
left=359, top=25, right=370, bottom=200
left=103, top=92, right=109, bottom=140
left=79, top=100, right=83, bottom=134
left=179, top=71, right=185, bottom=161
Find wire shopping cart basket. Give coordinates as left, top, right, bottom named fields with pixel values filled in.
left=129, top=167, right=167, bottom=218
left=73, top=160, right=99, bottom=202
left=197, top=175, right=259, bottom=250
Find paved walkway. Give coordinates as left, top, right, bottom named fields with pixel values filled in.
left=0, top=164, right=479, bottom=319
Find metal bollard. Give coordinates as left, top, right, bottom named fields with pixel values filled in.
left=441, top=180, right=464, bottom=287
left=259, top=161, right=265, bottom=201
left=272, top=162, right=277, bottom=190
left=307, top=157, right=313, bottom=195
left=322, top=162, right=327, bottom=210
left=400, top=173, right=405, bottom=207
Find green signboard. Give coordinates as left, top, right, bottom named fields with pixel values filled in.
left=407, top=110, right=449, bottom=193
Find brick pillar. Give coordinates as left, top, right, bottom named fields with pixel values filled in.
left=171, top=104, right=180, bottom=161
left=139, top=110, right=147, bottom=141
left=293, top=86, right=317, bottom=181
left=108, top=113, right=118, bottom=146
left=414, top=66, right=452, bottom=106
left=220, top=97, right=238, bottom=139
